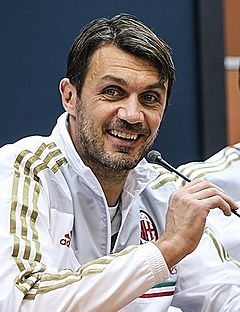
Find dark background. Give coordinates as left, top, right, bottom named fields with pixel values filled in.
left=0, top=0, right=226, bottom=166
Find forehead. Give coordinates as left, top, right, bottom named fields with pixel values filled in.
left=86, top=44, right=163, bottom=87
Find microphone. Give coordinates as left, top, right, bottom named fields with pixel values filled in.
left=146, top=150, right=191, bottom=182
left=146, top=150, right=240, bottom=218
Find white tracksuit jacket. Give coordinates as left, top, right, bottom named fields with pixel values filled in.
left=1, top=112, right=240, bottom=312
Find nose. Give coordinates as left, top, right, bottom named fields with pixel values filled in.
left=117, top=96, right=144, bottom=124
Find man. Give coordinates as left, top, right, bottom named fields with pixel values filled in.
left=0, top=14, right=239, bottom=311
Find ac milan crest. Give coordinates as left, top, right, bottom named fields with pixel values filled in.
left=140, top=210, right=158, bottom=244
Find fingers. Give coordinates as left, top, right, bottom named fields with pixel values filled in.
left=160, top=178, right=239, bottom=267
left=178, top=178, right=238, bottom=216
left=200, top=196, right=232, bottom=216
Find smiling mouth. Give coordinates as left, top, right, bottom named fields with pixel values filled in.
left=108, top=129, right=139, bottom=141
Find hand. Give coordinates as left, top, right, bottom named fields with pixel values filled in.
left=156, top=178, right=238, bottom=268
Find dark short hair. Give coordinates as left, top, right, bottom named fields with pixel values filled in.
left=66, top=13, right=175, bottom=105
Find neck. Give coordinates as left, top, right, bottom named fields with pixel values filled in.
left=92, top=165, right=128, bottom=207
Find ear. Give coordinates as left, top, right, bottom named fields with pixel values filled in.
left=59, top=78, right=78, bottom=116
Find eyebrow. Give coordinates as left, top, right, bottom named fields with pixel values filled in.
left=147, top=80, right=167, bottom=90
left=100, top=75, right=127, bottom=86
left=100, top=74, right=167, bottom=90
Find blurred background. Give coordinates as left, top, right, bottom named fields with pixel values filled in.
left=0, top=0, right=239, bottom=166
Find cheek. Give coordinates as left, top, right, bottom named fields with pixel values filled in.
left=147, top=111, right=163, bottom=133
left=93, top=103, right=118, bottom=123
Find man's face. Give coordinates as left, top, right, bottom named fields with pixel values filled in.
left=72, top=44, right=168, bottom=171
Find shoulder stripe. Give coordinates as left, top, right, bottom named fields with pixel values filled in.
left=10, top=142, right=67, bottom=297
left=151, top=176, right=177, bottom=189
left=178, top=147, right=240, bottom=185
left=204, top=227, right=240, bottom=269
left=11, top=144, right=138, bottom=299
left=148, top=164, right=178, bottom=189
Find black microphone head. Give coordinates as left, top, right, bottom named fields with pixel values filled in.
left=146, top=150, right=162, bottom=163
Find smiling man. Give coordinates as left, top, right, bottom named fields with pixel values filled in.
left=60, top=44, right=168, bottom=207
left=0, top=13, right=240, bottom=312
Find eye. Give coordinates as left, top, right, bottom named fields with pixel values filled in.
left=139, top=92, right=161, bottom=105
left=102, top=86, right=124, bottom=98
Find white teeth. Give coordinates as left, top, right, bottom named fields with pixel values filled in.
left=109, top=130, right=138, bottom=140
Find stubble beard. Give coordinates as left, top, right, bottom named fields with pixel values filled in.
left=75, top=104, right=155, bottom=172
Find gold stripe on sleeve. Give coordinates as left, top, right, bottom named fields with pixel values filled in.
left=178, top=147, right=240, bottom=186
left=11, top=141, right=136, bottom=299
left=204, top=227, right=240, bottom=269
left=11, top=142, right=67, bottom=297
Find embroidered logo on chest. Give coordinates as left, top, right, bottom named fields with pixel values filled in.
left=140, top=210, right=158, bottom=243
left=60, top=231, right=72, bottom=247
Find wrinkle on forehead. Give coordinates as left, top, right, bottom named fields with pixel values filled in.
left=86, top=45, right=164, bottom=89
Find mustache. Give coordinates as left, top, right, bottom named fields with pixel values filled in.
left=106, top=119, right=150, bottom=135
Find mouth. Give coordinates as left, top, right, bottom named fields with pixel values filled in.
left=107, top=129, right=139, bottom=141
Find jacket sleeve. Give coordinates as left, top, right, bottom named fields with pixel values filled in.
left=172, top=226, right=240, bottom=312
left=172, top=143, right=240, bottom=311
left=177, top=143, right=240, bottom=260
left=0, top=145, right=169, bottom=312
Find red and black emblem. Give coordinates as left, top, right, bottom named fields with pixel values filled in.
left=140, top=210, right=158, bottom=244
